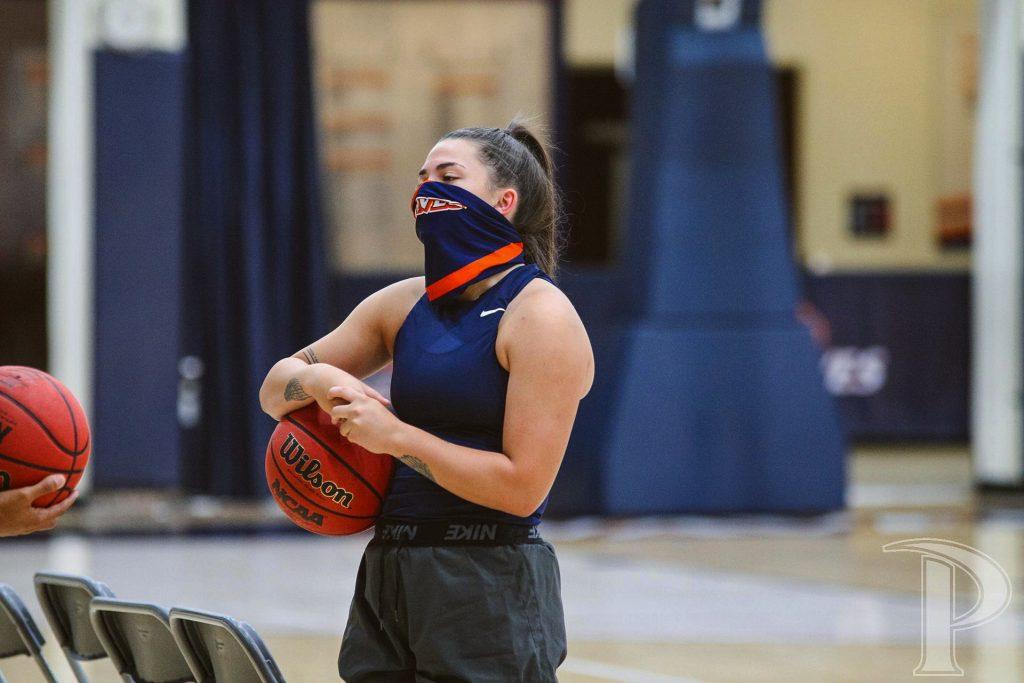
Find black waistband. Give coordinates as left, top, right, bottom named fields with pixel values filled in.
left=372, top=520, right=543, bottom=546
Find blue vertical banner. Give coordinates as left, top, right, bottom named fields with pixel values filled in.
left=182, top=0, right=328, bottom=496
left=602, top=0, right=845, bottom=513
left=93, top=51, right=186, bottom=487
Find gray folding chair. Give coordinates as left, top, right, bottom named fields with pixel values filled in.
left=34, top=572, right=116, bottom=682
left=89, top=598, right=195, bottom=683
left=169, top=607, right=285, bottom=682
left=0, top=584, right=58, bottom=683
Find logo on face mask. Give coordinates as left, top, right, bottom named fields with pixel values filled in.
left=413, top=196, right=466, bottom=217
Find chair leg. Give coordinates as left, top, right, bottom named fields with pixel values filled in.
left=31, top=652, right=59, bottom=683
left=64, top=651, right=90, bottom=683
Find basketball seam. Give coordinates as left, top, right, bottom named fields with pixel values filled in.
left=39, top=371, right=80, bottom=451
left=268, top=449, right=378, bottom=520
left=0, top=389, right=90, bottom=456
left=39, top=489, right=70, bottom=508
left=284, top=416, right=387, bottom=504
left=38, top=372, right=81, bottom=503
left=0, top=451, right=87, bottom=475
left=55, top=449, right=76, bottom=506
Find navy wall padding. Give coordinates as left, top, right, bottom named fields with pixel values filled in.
left=604, top=328, right=844, bottom=513
left=804, top=273, right=971, bottom=441
left=643, top=60, right=798, bottom=319
left=181, top=0, right=328, bottom=496
left=601, top=0, right=845, bottom=513
left=93, top=51, right=185, bottom=487
left=627, top=0, right=796, bottom=319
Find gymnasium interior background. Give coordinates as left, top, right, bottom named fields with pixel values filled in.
left=2, top=0, right=1024, bottom=681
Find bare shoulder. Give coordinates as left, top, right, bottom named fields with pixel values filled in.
left=504, top=278, right=582, bottom=327
left=373, top=276, right=425, bottom=350
left=373, top=275, right=425, bottom=306
left=499, top=278, right=594, bottom=397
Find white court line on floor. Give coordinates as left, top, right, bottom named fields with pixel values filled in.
left=849, top=482, right=972, bottom=507
left=561, top=657, right=703, bottom=683
left=541, top=513, right=852, bottom=543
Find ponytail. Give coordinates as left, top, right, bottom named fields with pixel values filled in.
left=440, top=116, right=564, bottom=278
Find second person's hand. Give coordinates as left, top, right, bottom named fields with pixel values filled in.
left=0, top=475, right=80, bottom=537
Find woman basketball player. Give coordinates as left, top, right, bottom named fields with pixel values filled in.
left=260, top=119, right=593, bottom=681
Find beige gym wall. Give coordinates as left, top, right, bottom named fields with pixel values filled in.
left=564, top=0, right=977, bottom=272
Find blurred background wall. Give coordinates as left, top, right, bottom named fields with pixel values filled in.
left=2, top=0, right=1015, bottom=516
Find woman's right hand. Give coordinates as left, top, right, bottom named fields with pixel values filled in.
left=305, top=363, right=389, bottom=417
left=262, top=357, right=388, bottom=422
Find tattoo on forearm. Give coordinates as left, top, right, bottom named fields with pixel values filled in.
left=400, top=455, right=435, bottom=482
left=284, top=377, right=311, bottom=402
left=301, top=346, right=319, bottom=364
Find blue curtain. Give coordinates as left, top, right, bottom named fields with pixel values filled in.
left=182, top=0, right=328, bottom=496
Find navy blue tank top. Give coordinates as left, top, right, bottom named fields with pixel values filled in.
left=383, top=264, right=554, bottom=526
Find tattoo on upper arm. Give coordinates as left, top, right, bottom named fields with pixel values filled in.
left=400, top=455, right=435, bottom=482
left=284, top=377, right=312, bottom=402
left=301, top=346, right=319, bottom=365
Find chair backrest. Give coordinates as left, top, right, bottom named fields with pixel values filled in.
left=89, top=598, right=194, bottom=683
left=34, top=572, right=115, bottom=661
left=0, top=584, right=57, bottom=683
left=0, top=584, right=45, bottom=660
left=169, top=607, right=284, bottom=683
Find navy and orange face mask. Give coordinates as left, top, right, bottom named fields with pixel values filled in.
left=411, top=181, right=525, bottom=302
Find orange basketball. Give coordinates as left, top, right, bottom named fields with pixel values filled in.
left=266, top=403, right=395, bottom=535
left=0, top=366, right=91, bottom=507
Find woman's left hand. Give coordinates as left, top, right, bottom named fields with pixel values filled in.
left=328, top=385, right=404, bottom=455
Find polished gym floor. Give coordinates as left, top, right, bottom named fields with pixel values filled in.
left=2, top=446, right=1022, bottom=682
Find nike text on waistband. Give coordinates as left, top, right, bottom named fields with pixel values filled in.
left=373, top=519, right=543, bottom=545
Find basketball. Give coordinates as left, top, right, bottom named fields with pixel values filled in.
left=265, top=402, right=394, bottom=535
left=0, top=366, right=91, bottom=507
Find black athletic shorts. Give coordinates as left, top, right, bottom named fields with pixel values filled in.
left=338, top=523, right=567, bottom=682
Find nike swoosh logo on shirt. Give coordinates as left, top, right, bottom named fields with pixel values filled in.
left=480, top=308, right=506, bottom=317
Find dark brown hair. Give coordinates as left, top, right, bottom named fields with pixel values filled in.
left=441, top=116, right=563, bottom=278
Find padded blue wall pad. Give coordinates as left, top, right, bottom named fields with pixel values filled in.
left=603, top=327, right=845, bottom=512
left=603, top=0, right=845, bottom=513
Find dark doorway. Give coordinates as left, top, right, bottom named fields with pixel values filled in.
left=775, top=66, right=800, bottom=249
left=563, top=68, right=629, bottom=266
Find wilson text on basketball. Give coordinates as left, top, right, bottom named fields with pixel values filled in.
left=279, top=433, right=355, bottom=508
